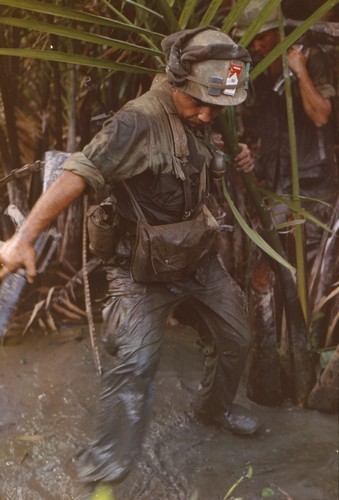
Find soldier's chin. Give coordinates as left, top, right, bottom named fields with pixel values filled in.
left=185, top=119, right=203, bottom=129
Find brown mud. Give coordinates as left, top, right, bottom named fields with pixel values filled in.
left=0, top=324, right=337, bottom=500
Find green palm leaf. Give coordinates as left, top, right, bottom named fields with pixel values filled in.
left=179, top=0, right=199, bottom=29
left=221, top=0, right=252, bottom=33
left=0, top=48, right=158, bottom=74
left=0, top=0, right=163, bottom=40
left=199, top=0, right=224, bottom=27
left=259, top=189, right=333, bottom=233
left=0, top=17, right=162, bottom=57
left=222, top=178, right=295, bottom=271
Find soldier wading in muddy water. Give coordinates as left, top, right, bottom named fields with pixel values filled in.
left=0, top=27, right=260, bottom=497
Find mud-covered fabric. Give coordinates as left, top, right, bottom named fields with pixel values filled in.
left=77, top=256, right=251, bottom=483
left=63, top=74, right=252, bottom=487
left=63, top=79, right=213, bottom=225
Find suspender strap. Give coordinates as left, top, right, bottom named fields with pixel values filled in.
left=123, top=95, right=208, bottom=221
left=122, top=161, right=207, bottom=224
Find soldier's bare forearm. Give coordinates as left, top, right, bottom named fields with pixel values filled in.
left=16, top=171, right=87, bottom=244
left=288, top=47, right=331, bottom=127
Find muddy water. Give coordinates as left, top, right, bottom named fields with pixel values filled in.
left=0, top=325, right=337, bottom=500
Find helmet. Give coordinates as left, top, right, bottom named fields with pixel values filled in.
left=162, top=27, right=251, bottom=107
left=183, top=29, right=249, bottom=106
left=233, top=1, right=280, bottom=39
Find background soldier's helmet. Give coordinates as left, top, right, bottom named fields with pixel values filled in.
left=162, top=27, right=252, bottom=107
left=232, top=1, right=280, bottom=39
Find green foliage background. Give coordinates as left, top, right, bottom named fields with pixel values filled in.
left=0, top=0, right=335, bottom=163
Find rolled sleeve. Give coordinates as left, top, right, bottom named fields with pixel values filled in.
left=315, top=82, right=336, bottom=100
left=308, top=48, right=336, bottom=99
left=63, top=151, right=106, bottom=191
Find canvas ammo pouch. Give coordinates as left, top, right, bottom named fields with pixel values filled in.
left=87, top=196, right=120, bottom=261
left=123, top=181, right=219, bottom=283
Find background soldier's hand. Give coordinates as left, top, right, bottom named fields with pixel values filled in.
left=0, top=236, right=37, bottom=283
left=287, top=45, right=310, bottom=78
left=234, top=143, right=254, bottom=173
left=211, top=131, right=225, bottom=150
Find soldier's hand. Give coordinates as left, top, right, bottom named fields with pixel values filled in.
left=0, top=236, right=37, bottom=283
left=234, top=143, right=254, bottom=173
left=287, top=45, right=310, bottom=78
left=211, top=132, right=225, bottom=150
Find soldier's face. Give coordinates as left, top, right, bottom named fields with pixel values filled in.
left=172, top=88, right=223, bottom=128
left=252, top=29, right=280, bottom=58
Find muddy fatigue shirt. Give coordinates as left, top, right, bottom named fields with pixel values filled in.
left=63, top=78, right=213, bottom=245
left=253, top=45, right=337, bottom=200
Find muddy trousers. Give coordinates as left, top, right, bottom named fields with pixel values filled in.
left=77, top=256, right=251, bottom=484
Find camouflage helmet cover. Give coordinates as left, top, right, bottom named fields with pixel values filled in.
left=161, top=26, right=252, bottom=106
left=233, top=1, right=280, bottom=39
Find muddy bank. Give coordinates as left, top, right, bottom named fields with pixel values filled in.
left=0, top=325, right=337, bottom=500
